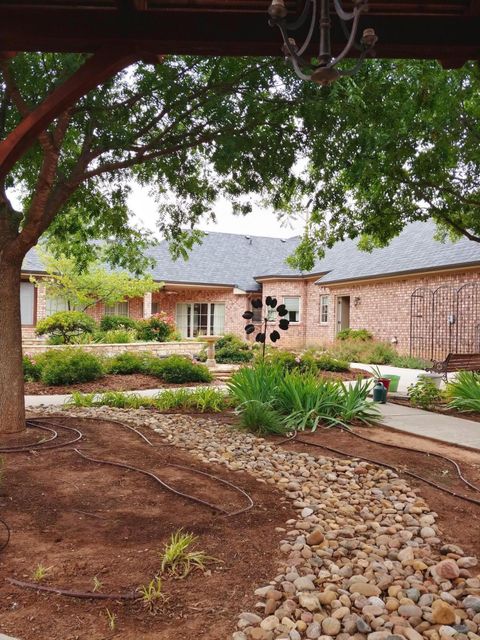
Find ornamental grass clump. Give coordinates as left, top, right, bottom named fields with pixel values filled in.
left=446, top=371, right=480, bottom=413
left=159, top=530, right=218, bottom=579
left=228, top=363, right=378, bottom=434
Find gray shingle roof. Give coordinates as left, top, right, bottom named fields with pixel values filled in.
left=22, top=221, right=480, bottom=289
left=312, top=221, right=480, bottom=284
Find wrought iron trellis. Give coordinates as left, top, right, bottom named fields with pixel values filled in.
left=410, top=283, right=480, bottom=361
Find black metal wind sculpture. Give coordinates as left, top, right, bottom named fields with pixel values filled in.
left=242, top=296, right=290, bottom=359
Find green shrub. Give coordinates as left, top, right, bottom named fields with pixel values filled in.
left=35, top=311, right=97, bottom=344
left=137, top=312, right=175, bottom=342
left=198, top=334, right=253, bottom=364
left=314, top=354, right=350, bottom=372
left=261, top=350, right=299, bottom=371
left=105, top=351, right=148, bottom=375
left=408, top=378, right=443, bottom=409
left=327, top=339, right=397, bottom=365
left=23, top=355, right=41, bottom=381
left=390, top=355, right=432, bottom=369
left=37, top=348, right=104, bottom=386
left=99, top=315, right=138, bottom=332
left=337, top=328, right=373, bottom=341
left=446, top=371, right=480, bottom=413
left=148, top=356, right=212, bottom=384
left=101, top=328, right=137, bottom=344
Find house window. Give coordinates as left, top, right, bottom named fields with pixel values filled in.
left=320, top=295, right=329, bottom=324
left=20, top=282, right=35, bottom=326
left=46, top=295, right=69, bottom=317
left=283, top=296, right=300, bottom=323
left=251, top=298, right=262, bottom=323
left=151, top=301, right=159, bottom=315
left=176, top=302, right=225, bottom=338
left=104, top=301, right=129, bottom=317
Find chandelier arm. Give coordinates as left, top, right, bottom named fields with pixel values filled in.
left=277, top=22, right=311, bottom=67
left=335, top=51, right=370, bottom=77
left=290, top=56, right=314, bottom=81
left=333, top=0, right=356, bottom=21
left=297, top=0, right=317, bottom=56
left=287, top=0, right=315, bottom=32
left=327, top=6, right=361, bottom=67
left=339, top=15, right=363, bottom=51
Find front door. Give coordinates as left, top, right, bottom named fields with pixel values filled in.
left=336, top=296, right=350, bottom=334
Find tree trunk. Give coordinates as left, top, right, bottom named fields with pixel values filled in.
left=0, top=258, right=26, bottom=434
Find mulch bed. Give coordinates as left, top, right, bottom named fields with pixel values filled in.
left=24, top=368, right=371, bottom=396
left=390, top=396, right=480, bottom=424
left=24, top=373, right=220, bottom=396
left=270, top=423, right=480, bottom=558
left=0, top=416, right=292, bottom=640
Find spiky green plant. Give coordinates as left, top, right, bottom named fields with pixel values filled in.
left=32, top=564, right=52, bottom=582
left=137, top=577, right=166, bottom=613
left=159, top=530, right=218, bottom=578
left=446, top=371, right=480, bottom=412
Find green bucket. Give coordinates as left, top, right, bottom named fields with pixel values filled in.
left=382, top=374, right=400, bottom=393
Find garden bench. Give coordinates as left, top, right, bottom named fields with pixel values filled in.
left=426, top=353, right=480, bottom=381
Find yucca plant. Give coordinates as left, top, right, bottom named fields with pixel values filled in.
left=159, top=530, right=218, bottom=578
left=446, top=371, right=480, bottom=413
left=336, top=378, right=380, bottom=425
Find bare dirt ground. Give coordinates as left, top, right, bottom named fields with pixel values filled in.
left=0, top=416, right=291, bottom=640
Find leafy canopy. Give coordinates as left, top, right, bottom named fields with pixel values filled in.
left=31, top=250, right=160, bottom=310
left=2, top=55, right=480, bottom=274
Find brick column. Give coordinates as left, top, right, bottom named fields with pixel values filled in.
left=36, top=284, right=47, bottom=322
left=143, top=292, right=152, bottom=318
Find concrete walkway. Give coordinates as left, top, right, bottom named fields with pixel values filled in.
left=351, top=362, right=439, bottom=394
left=376, top=401, right=480, bottom=450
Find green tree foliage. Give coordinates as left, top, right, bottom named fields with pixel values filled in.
left=285, top=60, right=480, bottom=269
left=35, top=310, right=96, bottom=344
left=32, top=250, right=160, bottom=311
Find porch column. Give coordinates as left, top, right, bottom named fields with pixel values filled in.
left=36, top=284, right=47, bottom=322
left=143, top=292, right=152, bottom=318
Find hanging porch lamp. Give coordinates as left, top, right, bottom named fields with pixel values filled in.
left=267, top=0, right=378, bottom=85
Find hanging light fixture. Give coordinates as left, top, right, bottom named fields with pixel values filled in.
left=268, top=0, right=378, bottom=85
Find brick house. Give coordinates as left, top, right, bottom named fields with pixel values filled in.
left=20, top=221, right=480, bottom=356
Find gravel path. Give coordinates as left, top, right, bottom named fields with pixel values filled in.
left=38, top=407, right=480, bottom=640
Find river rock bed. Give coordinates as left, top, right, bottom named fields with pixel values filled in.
left=37, top=407, right=480, bottom=640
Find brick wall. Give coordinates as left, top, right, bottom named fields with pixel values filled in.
left=151, top=288, right=251, bottom=337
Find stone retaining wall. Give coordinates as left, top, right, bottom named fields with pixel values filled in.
left=22, top=341, right=207, bottom=358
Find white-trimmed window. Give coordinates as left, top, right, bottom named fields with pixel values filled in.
left=46, top=295, right=69, bottom=317
left=283, top=296, right=300, bottom=323
left=20, top=282, right=35, bottom=326
left=104, top=301, right=129, bottom=317
left=320, top=295, right=329, bottom=324
left=176, top=302, right=225, bottom=338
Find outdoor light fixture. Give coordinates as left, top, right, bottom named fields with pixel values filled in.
left=267, top=0, right=378, bottom=85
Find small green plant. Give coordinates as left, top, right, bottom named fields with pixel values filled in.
left=408, top=377, right=444, bottom=409
left=390, top=354, right=432, bottom=369
left=101, top=328, right=138, bottom=344
left=99, top=315, right=138, bottom=332
left=160, top=530, right=218, bottom=578
left=105, top=351, right=149, bottom=375
left=36, top=348, right=104, bottom=386
left=137, top=577, right=165, bottom=613
left=32, top=564, right=52, bottom=582
left=148, top=355, right=212, bottom=384
left=68, top=391, right=96, bottom=407
left=92, top=576, right=103, bottom=592
left=35, top=311, right=97, bottom=344
left=446, top=371, right=480, bottom=413
left=105, top=608, right=117, bottom=632
left=23, top=355, right=41, bottom=381
left=337, top=328, right=373, bottom=341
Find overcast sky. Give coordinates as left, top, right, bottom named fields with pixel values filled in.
left=128, top=184, right=306, bottom=240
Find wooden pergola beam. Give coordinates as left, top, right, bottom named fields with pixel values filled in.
left=0, top=49, right=140, bottom=181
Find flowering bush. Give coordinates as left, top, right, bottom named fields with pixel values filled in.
left=136, top=312, right=176, bottom=342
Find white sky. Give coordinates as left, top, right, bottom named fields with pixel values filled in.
left=128, top=184, right=306, bottom=240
